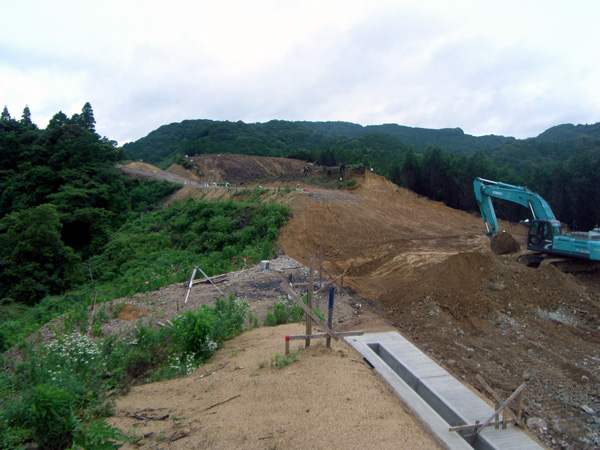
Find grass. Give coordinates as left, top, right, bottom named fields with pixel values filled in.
left=270, top=351, right=300, bottom=369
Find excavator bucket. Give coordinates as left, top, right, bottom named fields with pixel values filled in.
left=490, top=232, right=521, bottom=255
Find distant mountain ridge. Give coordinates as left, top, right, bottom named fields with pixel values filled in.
left=123, top=119, right=600, bottom=168
left=296, top=121, right=514, bottom=153
left=535, top=122, right=600, bottom=142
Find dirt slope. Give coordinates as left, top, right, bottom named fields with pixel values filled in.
left=116, top=156, right=600, bottom=449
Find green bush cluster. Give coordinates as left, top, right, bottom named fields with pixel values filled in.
left=0, top=296, right=248, bottom=449
left=263, top=296, right=325, bottom=327
left=264, top=296, right=305, bottom=326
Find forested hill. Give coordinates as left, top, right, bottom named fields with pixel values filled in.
left=123, top=119, right=600, bottom=170
left=535, top=122, right=600, bottom=142
left=123, top=119, right=517, bottom=167
left=297, top=121, right=514, bottom=153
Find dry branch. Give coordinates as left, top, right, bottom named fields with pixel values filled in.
left=204, top=395, right=241, bottom=410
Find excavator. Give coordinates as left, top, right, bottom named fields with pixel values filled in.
left=473, top=177, right=600, bottom=270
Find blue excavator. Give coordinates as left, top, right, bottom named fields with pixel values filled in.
left=473, top=177, right=600, bottom=269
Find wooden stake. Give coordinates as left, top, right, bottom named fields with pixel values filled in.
left=516, top=387, right=525, bottom=421
left=184, top=267, right=198, bottom=304
left=476, top=374, right=525, bottom=428
left=275, top=272, right=338, bottom=341
left=477, top=383, right=526, bottom=434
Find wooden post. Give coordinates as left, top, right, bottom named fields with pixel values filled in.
left=278, top=281, right=338, bottom=341
left=495, top=401, right=500, bottom=429
left=285, top=335, right=290, bottom=355
left=306, top=258, right=314, bottom=347
left=326, top=287, right=334, bottom=348
left=476, top=374, right=525, bottom=428
left=319, top=256, right=323, bottom=288
left=516, top=388, right=525, bottom=422
left=184, top=267, right=198, bottom=304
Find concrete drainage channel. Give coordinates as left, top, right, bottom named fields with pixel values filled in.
left=345, top=332, right=545, bottom=450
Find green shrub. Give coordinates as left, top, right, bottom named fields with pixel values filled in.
left=0, top=297, right=250, bottom=449
left=72, top=419, right=127, bottom=450
left=264, top=297, right=305, bottom=326
left=213, top=295, right=249, bottom=340
left=172, top=307, right=217, bottom=361
left=172, top=296, right=248, bottom=362
left=25, top=383, right=77, bottom=450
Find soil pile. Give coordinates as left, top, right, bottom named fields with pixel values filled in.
left=491, top=231, right=521, bottom=254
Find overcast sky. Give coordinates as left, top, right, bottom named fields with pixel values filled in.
left=2, top=0, right=599, bottom=145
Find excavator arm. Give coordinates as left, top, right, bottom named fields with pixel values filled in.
left=473, top=177, right=557, bottom=237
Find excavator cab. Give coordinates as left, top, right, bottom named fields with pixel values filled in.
left=527, top=219, right=562, bottom=252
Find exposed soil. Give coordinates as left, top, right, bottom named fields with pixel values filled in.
left=104, top=157, right=600, bottom=449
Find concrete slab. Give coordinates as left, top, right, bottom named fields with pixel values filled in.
left=346, top=332, right=546, bottom=450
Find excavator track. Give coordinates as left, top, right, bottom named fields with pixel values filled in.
left=517, top=252, right=600, bottom=273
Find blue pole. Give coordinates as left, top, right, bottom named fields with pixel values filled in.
left=327, top=287, right=334, bottom=347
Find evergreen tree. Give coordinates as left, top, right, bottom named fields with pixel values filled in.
left=47, top=111, right=69, bottom=129
left=1, top=105, right=11, bottom=121
left=400, top=148, right=421, bottom=193
left=21, top=105, right=33, bottom=126
left=318, top=148, right=337, bottom=166
left=75, top=102, right=96, bottom=131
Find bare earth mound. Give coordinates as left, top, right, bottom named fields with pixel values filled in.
left=115, top=156, right=600, bottom=449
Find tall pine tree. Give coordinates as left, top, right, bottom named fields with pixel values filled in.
left=21, top=105, right=33, bottom=126
left=1, top=106, right=11, bottom=121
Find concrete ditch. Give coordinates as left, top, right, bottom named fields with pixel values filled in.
left=346, top=332, right=546, bottom=450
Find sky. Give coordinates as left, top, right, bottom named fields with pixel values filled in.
left=2, top=0, right=600, bottom=145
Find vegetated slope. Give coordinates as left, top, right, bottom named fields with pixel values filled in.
left=536, top=122, right=600, bottom=142
left=298, top=121, right=515, bottom=153
left=118, top=154, right=600, bottom=449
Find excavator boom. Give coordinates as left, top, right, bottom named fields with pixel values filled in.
left=473, top=178, right=557, bottom=237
